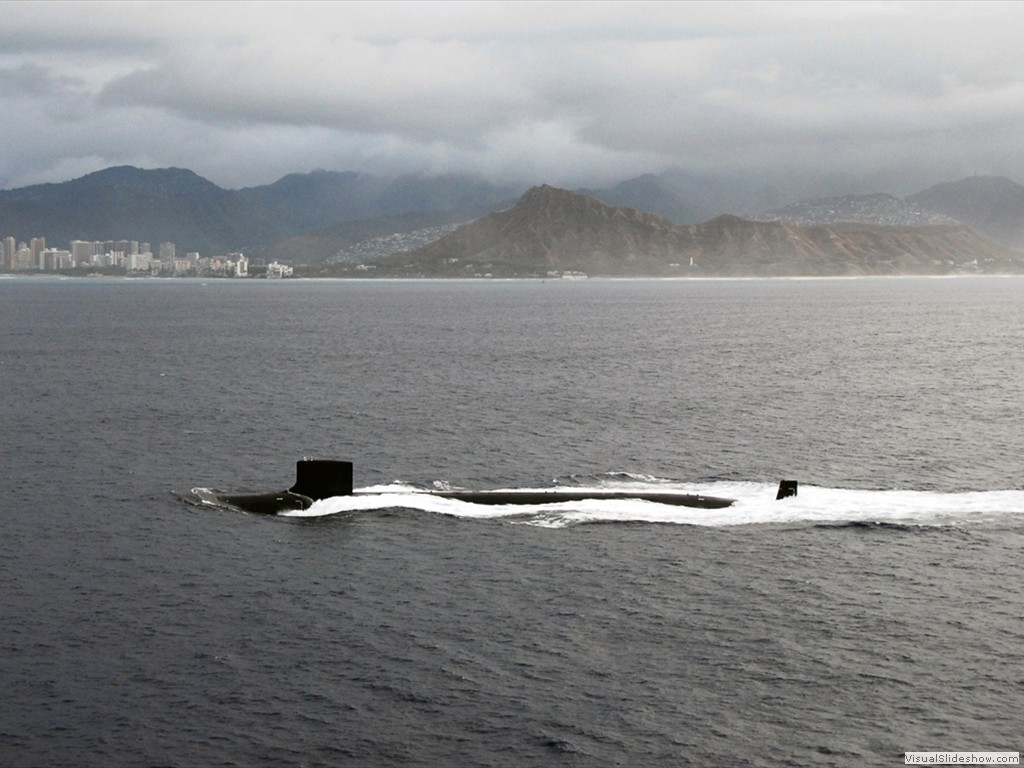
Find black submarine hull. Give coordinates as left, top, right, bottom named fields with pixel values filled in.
left=200, top=460, right=796, bottom=515
left=203, top=460, right=352, bottom=515
left=216, top=490, right=314, bottom=515
left=435, top=489, right=735, bottom=508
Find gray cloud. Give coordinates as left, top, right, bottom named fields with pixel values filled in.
left=0, top=63, right=84, bottom=98
left=2, top=1, right=1023, bottom=195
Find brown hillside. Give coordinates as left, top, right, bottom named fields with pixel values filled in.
left=372, top=186, right=1023, bottom=277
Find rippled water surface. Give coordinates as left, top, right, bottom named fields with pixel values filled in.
left=2, top=276, right=1022, bottom=766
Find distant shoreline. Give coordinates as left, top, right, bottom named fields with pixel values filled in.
left=5, top=272, right=1024, bottom=284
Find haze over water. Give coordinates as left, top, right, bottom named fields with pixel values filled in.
left=2, top=276, right=1022, bottom=766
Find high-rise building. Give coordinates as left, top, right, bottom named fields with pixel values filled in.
left=15, top=243, right=32, bottom=270
left=125, top=252, right=152, bottom=272
left=41, top=249, right=73, bottom=270
left=70, top=240, right=103, bottom=266
left=30, top=237, right=46, bottom=269
left=159, top=242, right=176, bottom=261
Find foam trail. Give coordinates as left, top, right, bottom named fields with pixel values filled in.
left=282, top=484, right=519, bottom=520
left=279, top=483, right=1024, bottom=528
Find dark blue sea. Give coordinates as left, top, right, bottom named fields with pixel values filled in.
left=2, top=275, right=1022, bottom=767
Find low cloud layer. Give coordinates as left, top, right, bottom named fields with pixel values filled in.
left=2, top=1, right=1022, bottom=194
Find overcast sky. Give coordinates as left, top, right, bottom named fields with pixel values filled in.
left=1, top=1, right=1022, bottom=194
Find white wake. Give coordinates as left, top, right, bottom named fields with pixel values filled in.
left=278, top=482, right=1024, bottom=528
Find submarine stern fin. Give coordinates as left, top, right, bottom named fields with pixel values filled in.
left=776, top=479, right=798, bottom=500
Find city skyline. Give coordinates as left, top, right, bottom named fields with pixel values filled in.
left=0, top=234, right=262, bottom=275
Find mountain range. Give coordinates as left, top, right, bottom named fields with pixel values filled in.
left=2, top=166, right=1023, bottom=272
left=0, top=166, right=521, bottom=257
left=906, top=176, right=1024, bottom=250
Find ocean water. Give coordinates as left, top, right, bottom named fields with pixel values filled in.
left=1, top=275, right=1022, bottom=767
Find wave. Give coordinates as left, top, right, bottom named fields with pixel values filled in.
left=276, top=481, right=1024, bottom=529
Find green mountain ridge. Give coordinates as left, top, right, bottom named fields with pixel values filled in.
left=0, top=166, right=522, bottom=257
left=907, top=176, right=1024, bottom=250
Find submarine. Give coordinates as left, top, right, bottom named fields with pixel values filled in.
left=200, top=460, right=798, bottom=515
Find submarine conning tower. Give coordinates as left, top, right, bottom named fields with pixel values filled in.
left=290, top=459, right=354, bottom=500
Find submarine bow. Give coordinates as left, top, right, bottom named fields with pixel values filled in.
left=211, top=460, right=353, bottom=515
